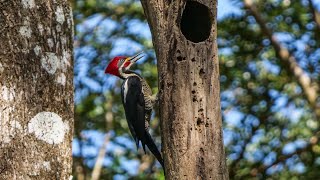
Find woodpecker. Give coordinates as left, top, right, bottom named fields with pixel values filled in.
left=105, top=52, right=164, bottom=168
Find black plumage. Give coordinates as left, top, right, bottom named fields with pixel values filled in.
left=121, top=75, right=164, bottom=168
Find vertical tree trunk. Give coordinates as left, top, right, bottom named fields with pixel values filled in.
left=140, top=0, right=228, bottom=179
left=0, top=1, right=73, bottom=179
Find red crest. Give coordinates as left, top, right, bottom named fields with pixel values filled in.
left=105, top=56, right=130, bottom=77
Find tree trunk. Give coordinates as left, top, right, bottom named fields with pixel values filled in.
left=0, top=1, right=73, bottom=179
left=140, top=0, right=228, bottom=179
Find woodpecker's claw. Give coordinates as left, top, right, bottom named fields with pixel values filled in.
left=155, top=93, right=159, bottom=105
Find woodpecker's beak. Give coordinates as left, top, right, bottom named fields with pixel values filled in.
left=126, top=51, right=144, bottom=63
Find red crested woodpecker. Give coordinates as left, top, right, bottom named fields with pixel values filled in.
left=105, top=52, right=164, bottom=168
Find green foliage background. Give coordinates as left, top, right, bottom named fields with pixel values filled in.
left=71, top=0, right=320, bottom=179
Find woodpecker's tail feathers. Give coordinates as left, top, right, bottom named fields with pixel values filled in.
left=145, top=131, right=165, bottom=169
left=142, top=142, right=146, bottom=154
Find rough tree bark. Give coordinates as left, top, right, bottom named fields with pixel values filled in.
left=0, top=0, right=73, bottom=179
left=140, top=0, right=228, bottom=179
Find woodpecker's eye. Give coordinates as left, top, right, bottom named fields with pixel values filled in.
left=118, top=58, right=124, bottom=67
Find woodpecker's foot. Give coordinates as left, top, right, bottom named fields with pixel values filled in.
left=154, top=93, right=159, bottom=106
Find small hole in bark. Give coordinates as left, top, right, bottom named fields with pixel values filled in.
left=193, top=82, right=197, bottom=86
left=180, top=1, right=212, bottom=43
left=177, top=56, right=183, bottom=61
left=199, top=68, right=205, bottom=76
left=191, top=58, right=196, bottom=62
left=193, top=96, right=197, bottom=102
left=192, top=90, right=196, bottom=94
left=197, top=118, right=203, bottom=125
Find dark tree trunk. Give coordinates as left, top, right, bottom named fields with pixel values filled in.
left=0, top=0, right=74, bottom=179
left=140, top=0, right=228, bottom=179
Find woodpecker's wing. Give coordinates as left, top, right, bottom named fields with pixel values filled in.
left=121, top=76, right=146, bottom=150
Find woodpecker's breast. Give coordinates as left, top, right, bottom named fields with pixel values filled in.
left=122, top=75, right=153, bottom=109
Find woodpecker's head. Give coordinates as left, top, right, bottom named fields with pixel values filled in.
left=105, top=52, right=144, bottom=77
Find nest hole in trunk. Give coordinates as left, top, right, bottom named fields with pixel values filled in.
left=180, top=1, right=213, bottom=43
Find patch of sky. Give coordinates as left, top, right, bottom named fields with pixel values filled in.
left=249, top=115, right=260, bottom=127
left=113, top=0, right=131, bottom=4
left=224, top=109, right=244, bottom=127
left=107, top=141, right=127, bottom=156
left=218, top=47, right=233, bottom=55
left=271, top=96, right=288, bottom=112
left=269, top=138, right=281, bottom=148
left=281, top=128, right=289, bottom=138
left=263, top=151, right=277, bottom=166
left=218, top=0, right=243, bottom=20
left=232, top=145, right=244, bottom=155
left=114, top=136, right=136, bottom=150
left=294, top=139, right=307, bottom=148
left=283, top=139, right=307, bottom=155
left=217, top=37, right=234, bottom=55
left=310, top=48, right=320, bottom=60
left=113, top=174, right=127, bottom=180
left=83, top=14, right=105, bottom=30
left=290, top=162, right=306, bottom=173
left=75, top=55, right=90, bottom=78
left=110, top=38, right=144, bottom=56
left=72, top=139, right=81, bottom=156
left=228, top=152, right=239, bottom=161
left=126, top=19, right=152, bottom=39
left=266, top=163, right=283, bottom=175
left=252, top=150, right=264, bottom=162
left=277, top=156, right=305, bottom=174
left=101, top=76, right=118, bottom=92
left=81, top=77, right=101, bottom=92
left=251, top=129, right=265, bottom=144
left=103, top=157, right=113, bottom=167
left=223, top=129, right=234, bottom=145
left=274, top=32, right=294, bottom=43
left=268, top=89, right=279, bottom=98
left=95, top=19, right=118, bottom=44
left=242, top=115, right=258, bottom=130
left=285, top=155, right=298, bottom=166
left=261, top=59, right=280, bottom=75
left=282, top=142, right=296, bottom=155
left=244, top=149, right=264, bottom=163
left=278, top=103, right=303, bottom=123
left=75, top=88, right=89, bottom=104
left=312, top=0, right=320, bottom=10
left=119, top=157, right=140, bottom=176
left=221, top=90, right=236, bottom=102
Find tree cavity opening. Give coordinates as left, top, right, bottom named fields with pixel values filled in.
left=180, top=1, right=212, bottom=43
